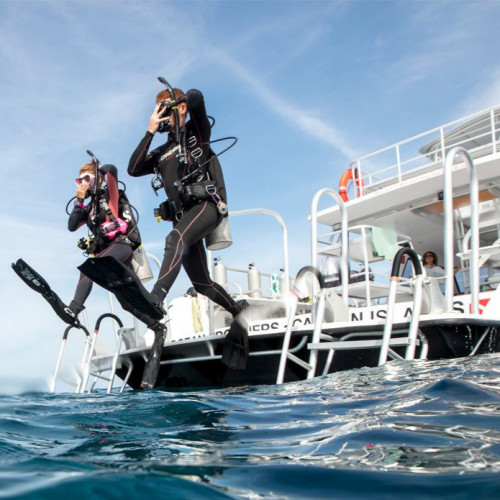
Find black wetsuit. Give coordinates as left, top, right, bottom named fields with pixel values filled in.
left=128, top=89, right=239, bottom=316
left=69, top=164, right=157, bottom=328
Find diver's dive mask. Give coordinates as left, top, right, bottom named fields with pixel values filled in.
left=75, top=173, right=96, bottom=189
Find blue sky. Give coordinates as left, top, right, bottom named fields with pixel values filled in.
left=1, top=0, right=500, bottom=390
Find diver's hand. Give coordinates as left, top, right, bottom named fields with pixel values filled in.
left=148, top=103, right=169, bottom=134
left=76, top=182, right=89, bottom=199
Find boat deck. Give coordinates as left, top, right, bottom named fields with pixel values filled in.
left=316, top=152, right=500, bottom=228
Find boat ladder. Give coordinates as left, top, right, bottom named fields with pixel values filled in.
left=51, top=311, right=140, bottom=394
left=276, top=266, right=329, bottom=384
left=276, top=249, right=430, bottom=384
left=76, top=314, right=135, bottom=394
left=377, top=247, right=429, bottom=364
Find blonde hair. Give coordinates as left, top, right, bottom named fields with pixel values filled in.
left=79, top=163, right=95, bottom=175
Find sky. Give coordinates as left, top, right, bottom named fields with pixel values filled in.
left=1, top=0, right=500, bottom=391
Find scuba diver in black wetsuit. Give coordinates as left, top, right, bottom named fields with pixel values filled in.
left=67, top=160, right=160, bottom=332
left=11, top=156, right=157, bottom=333
left=128, top=82, right=248, bottom=389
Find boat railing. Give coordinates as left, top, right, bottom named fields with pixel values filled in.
left=215, top=262, right=276, bottom=299
left=311, top=187, right=414, bottom=305
left=456, top=198, right=500, bottom=290
left=347, top=105, right=500, bottom=196
left=311, top=188, right=349, bottom=304
left=461, top=221, right=500, bottom=266
left=207, top=208, right=291, bottom=334
left=442, top=147, right=480, bottom=313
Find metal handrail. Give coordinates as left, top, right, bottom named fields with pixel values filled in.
left=379, top=247, right=424, bottom=365
left=51, top=323, right=90, bottom=393
left=443, top=147, right=479, bottom=313
left=227, top=208, right=290, bottom=287
left=311, top=188, right=349, bottom=304
left=276, top=293, right=299, bottom=384
left=207, top=208, right=290, bottom=335
left=348, top=104, right=499, bottom=195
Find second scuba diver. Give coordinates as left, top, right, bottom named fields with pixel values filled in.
left=128, top=84, right=249, bottom=389
left=67, top=161, right=163, bottom=333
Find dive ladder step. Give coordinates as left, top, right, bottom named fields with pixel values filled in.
left=308, top=337, right=418, bottom=351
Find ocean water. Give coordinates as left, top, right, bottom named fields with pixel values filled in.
left=1, top=355, right=500, bottom=499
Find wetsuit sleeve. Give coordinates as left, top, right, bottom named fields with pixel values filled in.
left=101, top=164, right=120, bottom=219
left=128, top=132, right=157, bottom=177
left=186, top=89, right=211, bottom=150
left=68, top=201, right=88, bottom=231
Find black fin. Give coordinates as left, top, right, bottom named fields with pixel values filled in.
left=141, top=326, right=167, bottom=390
left=221, top=319, right=249, bottom=370
left=12, top=259, right=52, bottom=297
left=11, top=259, right=78, bottom=326
left=47, top=293, right=79, bottom=326
left=78, top=256, right=164, bottom=320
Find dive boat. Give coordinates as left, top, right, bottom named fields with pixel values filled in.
left=53, top=104, right=500, bottom=393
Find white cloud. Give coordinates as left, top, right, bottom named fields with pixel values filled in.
left=207, top=47, right=359, bottom=160
left=378, top=2, right=500, bottom=95
left=461, top=69, right=500, bottom=115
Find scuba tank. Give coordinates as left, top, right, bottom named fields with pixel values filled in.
left=205, top=217, right=233, bottom=250
left=131, top=245, right=154, bottom=283
left=248, top=262, right=261, bottom=298
left=213, top=257, right=227, bottom=287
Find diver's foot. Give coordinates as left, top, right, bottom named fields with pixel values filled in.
left=147, top=291, right=167, bottom=318
left=50, top=294, right=80, bottom=326
left=63, top=306, right=79, bottom=324
left=232, top=299, right=249, bottom=318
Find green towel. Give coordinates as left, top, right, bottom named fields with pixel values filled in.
left=371, top=227, right=398, bottom=260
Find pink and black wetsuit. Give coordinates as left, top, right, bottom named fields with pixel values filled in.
left=68, top=164, right=157, bottom=327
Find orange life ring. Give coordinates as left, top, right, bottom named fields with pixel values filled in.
left=338, top=167, right=364, bottom=202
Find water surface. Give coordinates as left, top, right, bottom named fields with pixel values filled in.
left=1, top=355, right=500, bottom=499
